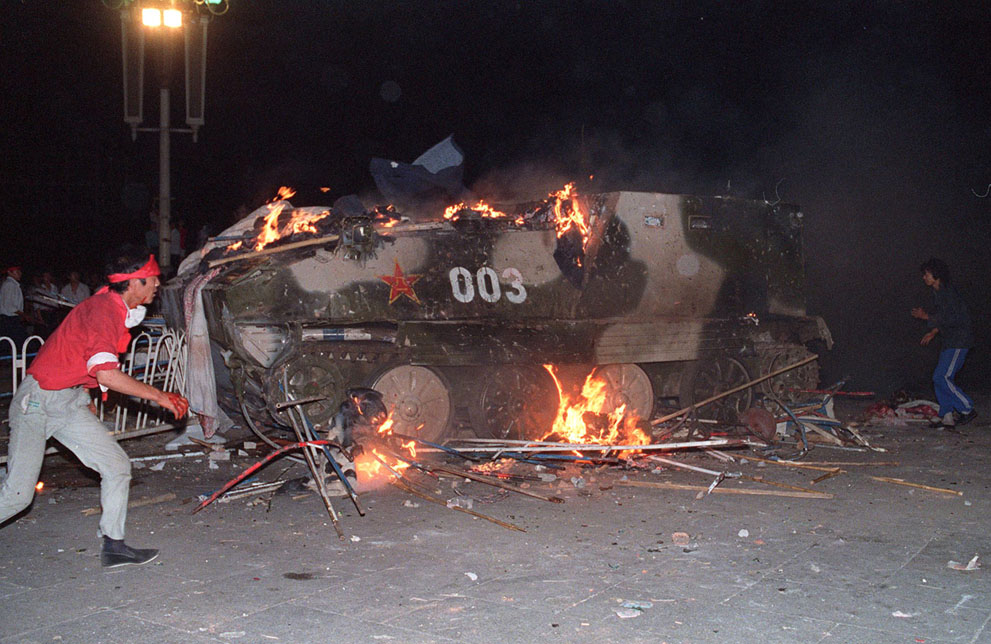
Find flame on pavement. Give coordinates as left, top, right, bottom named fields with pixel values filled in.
left=540, top=365, right=650, bottom=447
left=353, top=411, right=421, bottom=484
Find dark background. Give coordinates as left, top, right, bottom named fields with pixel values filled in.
left=2, top=1, right=989, bottom=395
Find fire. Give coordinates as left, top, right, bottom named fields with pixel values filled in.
left=444, top=200, right=508, bottom=220
left=353, top=411, right=420, bottom=484
left=540, top=365, right=650, bottom=446
left=550, top=182, right=590, bottom=246
left=354, top=447, right=410, bottom=480
left=35, top=481, right=44, bottom=492
left=251, top=186, right=331, bottom=251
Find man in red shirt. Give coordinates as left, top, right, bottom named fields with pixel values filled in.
left=0, top=248, right=188, bottom=567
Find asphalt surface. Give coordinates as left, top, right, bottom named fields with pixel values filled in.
left=1, top=397, right=989, bottom=644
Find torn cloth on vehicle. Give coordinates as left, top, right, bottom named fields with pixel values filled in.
left=183, top=267, right=227, bottom=438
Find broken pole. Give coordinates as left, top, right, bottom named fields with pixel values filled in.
left=651, top=354, right=819, bottom=426
left=619, top=480, right=833, bottom=499
left=429, top=463, right=565, bottom=504
left=868, top=476, right=963, bottom=496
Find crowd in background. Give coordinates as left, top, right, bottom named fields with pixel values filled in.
left=0, top=265, right=104, bottom=344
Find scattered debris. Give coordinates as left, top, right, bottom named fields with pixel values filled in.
left=671, top=532, right=690, bottom=546
left=738, top=529, right=750, bottom=538
left=82, top=492, right=176, bottom=516
left=891, top=611, right=917, bottom=618
left=464, top=572, right=478, bottom=581
left=869, top=476, right=963, bottom=496
left=615, top=608, right=642, bottom=619
left=947, top=555, right=980, bottom=571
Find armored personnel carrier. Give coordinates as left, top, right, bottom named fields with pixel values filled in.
left=162, top=187, right=831, bottom=441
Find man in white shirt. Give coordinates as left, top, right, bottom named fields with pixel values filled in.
left=60, top=271, right=91, bottom=305
left=0, top=266, right=27, bottom=345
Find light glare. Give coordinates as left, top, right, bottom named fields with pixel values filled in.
left=141, top=8, right=162, bottom=27
left=163, top=9, right=183, bottom=28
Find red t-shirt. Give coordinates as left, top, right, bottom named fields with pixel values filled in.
left=27, top=291, right=132, bottom=390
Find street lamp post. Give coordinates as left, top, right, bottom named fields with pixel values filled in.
left=121, top=6, right=208, bottom=273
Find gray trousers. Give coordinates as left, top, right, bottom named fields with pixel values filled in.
left=0, top=375, right=131, bottom=539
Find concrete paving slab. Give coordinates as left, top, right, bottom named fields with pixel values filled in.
left=1, top=396, right=990, bottom=643
left=219, top=601, right=457, bottom=643
left=0, top=609, right=227, bottom=644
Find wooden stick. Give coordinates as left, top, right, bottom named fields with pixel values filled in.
left=811, top=468, right=843, bottom=484
left=801, top=422, right=845, bottom=446
left=868, top=476, right=963, bottom=496
left=618, top=480, right=833, bottom=499
left=429, top=464, right=564, bottom=503
left=208, top=234, right=341, bottom=268
left=390, top=477, right=526, bottom=532
left=743, top=455, right=839, bottom=472
left=651, top=354, right=818, bottom=426
left=737, top=475, right=823, bottom=494
left=786, top=461, right=898, bottom=467
left=82, top=492, right=176, bottom=516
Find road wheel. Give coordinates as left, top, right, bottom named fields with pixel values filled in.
left=268, top=352, right=346, bottom=427
left=371, top=365, right=452, bottom=441
left=758, top=346, right=819, bottom=402
left=468, top=366, right=559, bottom=440
left=591, top=363, right=655, bottom=420
left=680, top=355, right=752, bottom=422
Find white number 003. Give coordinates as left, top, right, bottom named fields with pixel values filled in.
left=449, top=267, right=527, bottom=304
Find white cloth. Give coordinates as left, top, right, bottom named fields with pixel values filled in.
left=182, top=268, right=223, bottom=438
left=0, top=276, right=23, bottom=316
left=60, top=282, right=90, bottom=305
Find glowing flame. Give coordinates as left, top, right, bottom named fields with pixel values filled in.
left=444, top=200, right=508, bottom=220
left=35, top=481, right=44, bottom=491
left=550, top=182, right=590, bottom=245
left=353, top=411, right=420, bottom=484
left=249, top=187, right=331, bottom=252
left=540, top=365, right=649, bottom=446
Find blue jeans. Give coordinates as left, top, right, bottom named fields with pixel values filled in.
left=933, top=348, right=973, bottom=417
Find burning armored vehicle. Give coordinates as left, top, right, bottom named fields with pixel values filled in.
left=163, top=184, right=831, bottom=443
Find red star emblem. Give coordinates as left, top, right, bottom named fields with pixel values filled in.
left=379, top=259, right=421, bottom=304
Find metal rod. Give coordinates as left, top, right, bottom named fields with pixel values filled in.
left=433, top=438, right=751, bottom=454
left=275, top=396, right=327, bottom=410
left=650, top=354, right=819, bottom=426
left=393, top=432, right=480, bottom=461
left=283, top=381, right=343, bottom=539
left=296, top=405, right=364, bottom=516
left=647, top=455, right=739, bottom=478
left=192, top=440, right=333, bottom=513
left=429, top=464, right=565, bottom=504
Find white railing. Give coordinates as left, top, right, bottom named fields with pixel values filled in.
left=1, top=329, right=187, bottom=438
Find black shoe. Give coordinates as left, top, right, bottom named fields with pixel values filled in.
left=101, top=542, right=159, bottom=568
left=955, top=409, right=978, bottom=426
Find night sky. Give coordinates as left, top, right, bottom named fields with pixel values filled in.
left=2, top=0, right=990, bottom=393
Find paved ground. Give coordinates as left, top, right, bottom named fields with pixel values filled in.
left=1, top=397, right=989, bottom=644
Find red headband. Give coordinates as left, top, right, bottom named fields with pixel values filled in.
left=107, top=255, right=161, bottom=283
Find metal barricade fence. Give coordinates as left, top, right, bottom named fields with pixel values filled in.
left=1, top=330, right=187, bottom=438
